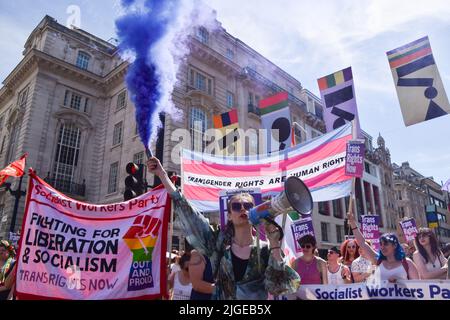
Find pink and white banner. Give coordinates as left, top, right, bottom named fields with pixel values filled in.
left=16, top=172, right=170, bottom=300
left=181, top=123, right=353, bottom=212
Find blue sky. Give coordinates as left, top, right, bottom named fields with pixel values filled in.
left=1, top=0, right=449, bottom=184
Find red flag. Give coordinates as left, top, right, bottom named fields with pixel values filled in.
left=0, top=153, right=27, bottom=185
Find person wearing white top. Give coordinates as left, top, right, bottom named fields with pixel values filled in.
left=169, top=253, right=192, bottom=300
left=351, top=240, right=375, bottom=283
left=413, top=228, right=447, bottom=280
left=347, top=210, right=419, bottom=282
left=326, top=246, right=351, bottom=285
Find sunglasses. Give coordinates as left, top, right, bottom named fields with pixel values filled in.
left=231, top=202, right=254, bottom=212
left=328, top=250, right=338, bottom=254
left=301, top=244, right=313, bottom=249
left=418, top=233, right=431, bottom=238
left=347, top=245, right=356, bottom=249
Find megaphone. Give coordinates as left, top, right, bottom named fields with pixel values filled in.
left=249, top=176, right=313, bottom=226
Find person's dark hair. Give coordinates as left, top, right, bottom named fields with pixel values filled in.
left=298, top=234, right=316, bottom=247
left=179, top=253, right=191, bottom=270
left=414, top=228, right=442, bottom=264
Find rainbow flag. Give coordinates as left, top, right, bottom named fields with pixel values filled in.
left=387, top=36, right=432, bottom=69
left=258, top=91, right=289, bottom=115
left=318, top=67, right=353, bottom=91
left=213, top=109, right=238, bottom=128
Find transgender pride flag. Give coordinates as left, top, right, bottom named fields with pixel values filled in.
left=181, top=123, right=353, bottom=212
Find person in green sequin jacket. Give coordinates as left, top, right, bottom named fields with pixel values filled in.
left=147, top=157, right=300, bottom=300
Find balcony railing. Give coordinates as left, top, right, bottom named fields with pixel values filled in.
left=45, top=177, right=86, bottom=197
left=248, top=103, right=260, bottom=116
left=241, top=67, right=307, bottom=112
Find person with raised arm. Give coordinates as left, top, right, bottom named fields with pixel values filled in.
left=147, top=157, right=300, bottom=300
left=346, top=209, right=419, bottom=282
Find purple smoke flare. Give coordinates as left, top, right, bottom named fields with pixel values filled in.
left=116, top=0, right=217, bottom=153
left=116, top=0, right=175, bottom=150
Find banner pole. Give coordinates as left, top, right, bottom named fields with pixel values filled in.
left=167, top=198, right=174, bottom=265
left=346, top=119, right=358, bottom=236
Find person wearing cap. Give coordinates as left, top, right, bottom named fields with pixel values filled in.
left=326, top=246, right=351, bottom=285
left=347, top=210, right=419, bottom=282
left=0, top=240, right=16, bottom=300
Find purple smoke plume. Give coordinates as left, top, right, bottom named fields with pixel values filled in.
left=115, top=0, right=216, bottom=151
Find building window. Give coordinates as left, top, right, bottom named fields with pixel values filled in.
left=197, top=27, right=209, bottom=45
left=76, top=51, right=90, bottom=70
left=344, top=196, right=350, bottom=212
left=53, top=124, right=81, bottom=187
left=314, top=103, right=323, bottom=120
left=5, top=123, right=21, bottom=164
left=336, top=225, right=344, bottom=243
left=0, top=136, right=6, bottom=156
left=399, top=206, right=405, bottom=219
left=0, top=204, right=4, bottom=224
left=17, top=86, right=29, bottom=109
left=189, top=68, right=213, bottom=95
left=333, top=199, right=343, bottom=218
left=116, top=90, right=127, bottom=110
left=133, top=151, right=144, bottom=165
left=70, top=93, right=82, bottom=111
left=318, top=201, right=330, bottom=216
left=363, top=181, right=373, bottom=213
left=64, top=90, right=89, bottom=113
left=108, top=162, right=119, bottom=194
left=190, top=107, right=207, bottom=152
left=226, top=48, right=234, bottom=60
left=226, top=91, right=234, bottom=108
left=113, top=122, right=123, bottom=146
left=321, top=222, right=329, bottom=242
left=248, top=92, right=254, bottom=106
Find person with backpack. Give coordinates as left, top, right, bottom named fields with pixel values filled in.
left=347, top=210, right=419, bottom=282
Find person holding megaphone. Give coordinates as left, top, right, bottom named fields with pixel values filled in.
left=147, top=157, right=300, bottom=300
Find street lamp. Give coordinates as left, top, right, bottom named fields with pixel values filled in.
left=4, top=175, right=26, bottom=233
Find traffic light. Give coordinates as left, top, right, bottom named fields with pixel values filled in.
left=124, top=162, right=144, bottom=201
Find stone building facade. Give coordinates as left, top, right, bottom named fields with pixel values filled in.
left=0, top=15, right=395, bottom=251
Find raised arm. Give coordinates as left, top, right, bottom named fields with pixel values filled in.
left=346, top=210, right=378, bottom=264
left=147, top=157, right=217, bottom=257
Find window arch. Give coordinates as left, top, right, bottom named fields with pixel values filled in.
left=190, top=107, right=207, bottom=152
left=76, top=51, right=91, bottom=70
